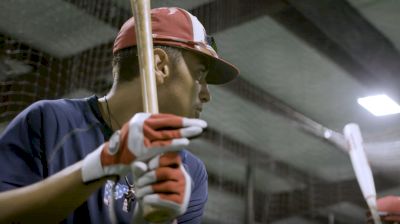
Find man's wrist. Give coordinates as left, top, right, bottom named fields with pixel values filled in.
left=81, top=144, right=106, bottom=183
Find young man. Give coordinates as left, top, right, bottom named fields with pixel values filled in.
left=0, top=7, right=239, bottom=223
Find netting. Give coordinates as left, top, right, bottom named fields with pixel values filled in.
left=0, top=39, right=114, bottom=120
left=0, top=0, right=129, bottom=123
left=1, top=1, right=397, bottom=224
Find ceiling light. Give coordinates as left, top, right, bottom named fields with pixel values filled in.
left=357, top=94, right=400, bottom=116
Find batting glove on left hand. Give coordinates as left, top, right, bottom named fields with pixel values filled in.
left=81, top=113, right=206, bottom=183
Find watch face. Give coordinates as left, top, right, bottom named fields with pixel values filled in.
left=108, top=130, right=121, bottom=155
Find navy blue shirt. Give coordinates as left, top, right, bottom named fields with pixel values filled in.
left=0, top=96, right=208, bottom=223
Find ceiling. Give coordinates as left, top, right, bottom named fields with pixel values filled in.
left=2, top=0, right=400, bottom=223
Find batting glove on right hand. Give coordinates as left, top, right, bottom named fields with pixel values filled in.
left=81, top=113, right=207, bottom=183
left=132, top=152, right=191, bottom=223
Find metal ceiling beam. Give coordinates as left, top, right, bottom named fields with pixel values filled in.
left=285, top=0, right=400, bottom=100
left=65, top=0, right=131, bottom=28
left=269, top=4, right=379, bottom=87
left=190, top=0, right=287, bottom=34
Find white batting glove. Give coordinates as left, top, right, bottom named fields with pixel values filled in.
left=81, top=113, right=206, bottom=183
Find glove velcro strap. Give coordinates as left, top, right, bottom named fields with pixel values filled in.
left=136, top=185, right=154, bottom=198
left=82, top=144, right=105, bottom=183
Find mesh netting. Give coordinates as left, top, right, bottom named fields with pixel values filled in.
left=0, top=35, right=113, bottom=122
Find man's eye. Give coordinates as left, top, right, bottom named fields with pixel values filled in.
left=199, top=73, right=207, bottom=80
left=197, top=69, right=208, bottom=81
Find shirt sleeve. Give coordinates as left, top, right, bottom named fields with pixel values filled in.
left=178, top=151, right=208, bottom=224
left=0, top=102, right=45, bottom=191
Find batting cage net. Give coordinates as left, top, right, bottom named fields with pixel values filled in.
left=1, top=1, right=400, bottom=224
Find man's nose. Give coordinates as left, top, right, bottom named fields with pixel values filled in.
left=199, top=83, right=211, bottom=103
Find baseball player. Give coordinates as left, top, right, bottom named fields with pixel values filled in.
left=0, top=7, right=239, bottom=224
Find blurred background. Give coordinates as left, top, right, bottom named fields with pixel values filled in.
left=2, top=0, right=400, bottom=223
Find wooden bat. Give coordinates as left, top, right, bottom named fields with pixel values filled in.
left=130, top=0, right=159, bottom=114
left=129, top=0, right=168, bottom=222
left=343, top=123, right=382, bottom=224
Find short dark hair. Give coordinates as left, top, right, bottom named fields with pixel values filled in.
left=112, top=45, right=182, bottom=83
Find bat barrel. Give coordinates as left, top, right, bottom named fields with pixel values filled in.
left=131, top=0, right=159, bottom=114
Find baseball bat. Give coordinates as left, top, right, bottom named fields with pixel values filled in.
left=130, top=0, right=167, bottom=222
left=130, top=0, right=159, bottom=114
left=343, top=123, right=381, bottom=224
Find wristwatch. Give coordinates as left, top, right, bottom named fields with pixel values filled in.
left=108, top=130, right=121, bottom=155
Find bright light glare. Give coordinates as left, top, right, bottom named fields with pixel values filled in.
left=357, top=94, right=400, bottom=116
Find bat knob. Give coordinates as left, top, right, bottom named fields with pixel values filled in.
left=143, top=204, right=177, bottom=223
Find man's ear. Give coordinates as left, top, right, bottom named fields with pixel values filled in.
left=154, top=48, right=170, bottom=85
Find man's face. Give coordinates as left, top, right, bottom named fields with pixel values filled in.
left=158, top=50, right=211, bottom=118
